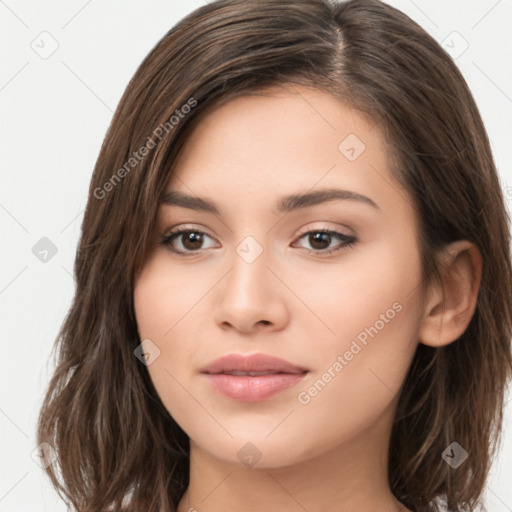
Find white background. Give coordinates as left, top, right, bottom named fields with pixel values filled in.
left=1, top=0, right=511, bottom=510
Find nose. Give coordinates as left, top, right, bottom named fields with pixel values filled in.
left=213, top=244, right=289, bottom=335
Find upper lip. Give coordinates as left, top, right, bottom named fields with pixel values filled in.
left=201, top=353, right=309, bottom=375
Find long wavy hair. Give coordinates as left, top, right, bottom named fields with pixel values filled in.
left=37, top=0, right=512, bottom=510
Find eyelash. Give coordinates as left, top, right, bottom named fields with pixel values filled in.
left=160, top=226, right=356, bottom=257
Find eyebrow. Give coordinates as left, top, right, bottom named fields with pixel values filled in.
left=159, top=188, right=379, bottom=215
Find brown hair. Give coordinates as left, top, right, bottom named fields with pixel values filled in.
left=37, top=0, right=512, bottom=511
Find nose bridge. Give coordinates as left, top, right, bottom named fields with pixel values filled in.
left=213, top=230, right=288, bottom=332
left=227, top=233, right=270, bottom=300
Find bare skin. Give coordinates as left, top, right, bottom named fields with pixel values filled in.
left=133, top=85, right=482, bottom=512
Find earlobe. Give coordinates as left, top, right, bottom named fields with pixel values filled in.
left=419, top=240, right=482, bottom=348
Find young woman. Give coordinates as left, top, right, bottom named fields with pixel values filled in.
left=37, top=0, right=512, bottom=511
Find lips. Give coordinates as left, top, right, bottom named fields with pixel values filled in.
left=201, top=353, right=309, bottom=401
left=201, top=353, right=308, bottom=375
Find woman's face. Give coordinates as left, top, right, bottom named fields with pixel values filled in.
left=134, top=86, right=426, bottom=468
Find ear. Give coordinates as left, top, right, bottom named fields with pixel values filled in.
left=419, top=240, right=482, bottom=348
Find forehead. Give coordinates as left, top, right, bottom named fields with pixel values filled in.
left=163, top=86, right=413, bottom=221
left=176, top=86, right=385, bottom=164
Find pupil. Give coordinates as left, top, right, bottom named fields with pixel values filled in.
left=184, top=232, right=203, bottom=250
left=310, top=232, right=330, bottom=250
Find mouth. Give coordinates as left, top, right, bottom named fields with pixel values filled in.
left=216, top=370, right=302, bottom=376
left=201, top=352, right=309, bottom=375
left=201, top=353, right=309, bottom=401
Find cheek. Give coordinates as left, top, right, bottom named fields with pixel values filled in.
left=292, top=239, right=423, bottom=412
left=296, top=239, right=421, bottom=344
left=133, top=255, right=215, bottom=419
left=134, top=254, right=210, bottom=342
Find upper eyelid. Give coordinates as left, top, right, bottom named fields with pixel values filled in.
left=295, top=224, right=352, bottom=237
left=163, top=225, right=218, bottom=241
left=163, top=221, right=353, bottom=236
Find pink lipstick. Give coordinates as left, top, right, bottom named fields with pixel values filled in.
left=201, top=353, right=309, bottom=402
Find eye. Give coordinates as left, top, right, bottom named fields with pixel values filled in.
left=160, top=227, right=218, bottom=255
left=292, top=229, right=356, bottom=256
left=160, top=226, right=357, bottom=257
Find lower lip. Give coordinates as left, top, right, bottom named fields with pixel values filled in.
left=204, top=372, right=307, bottom=401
